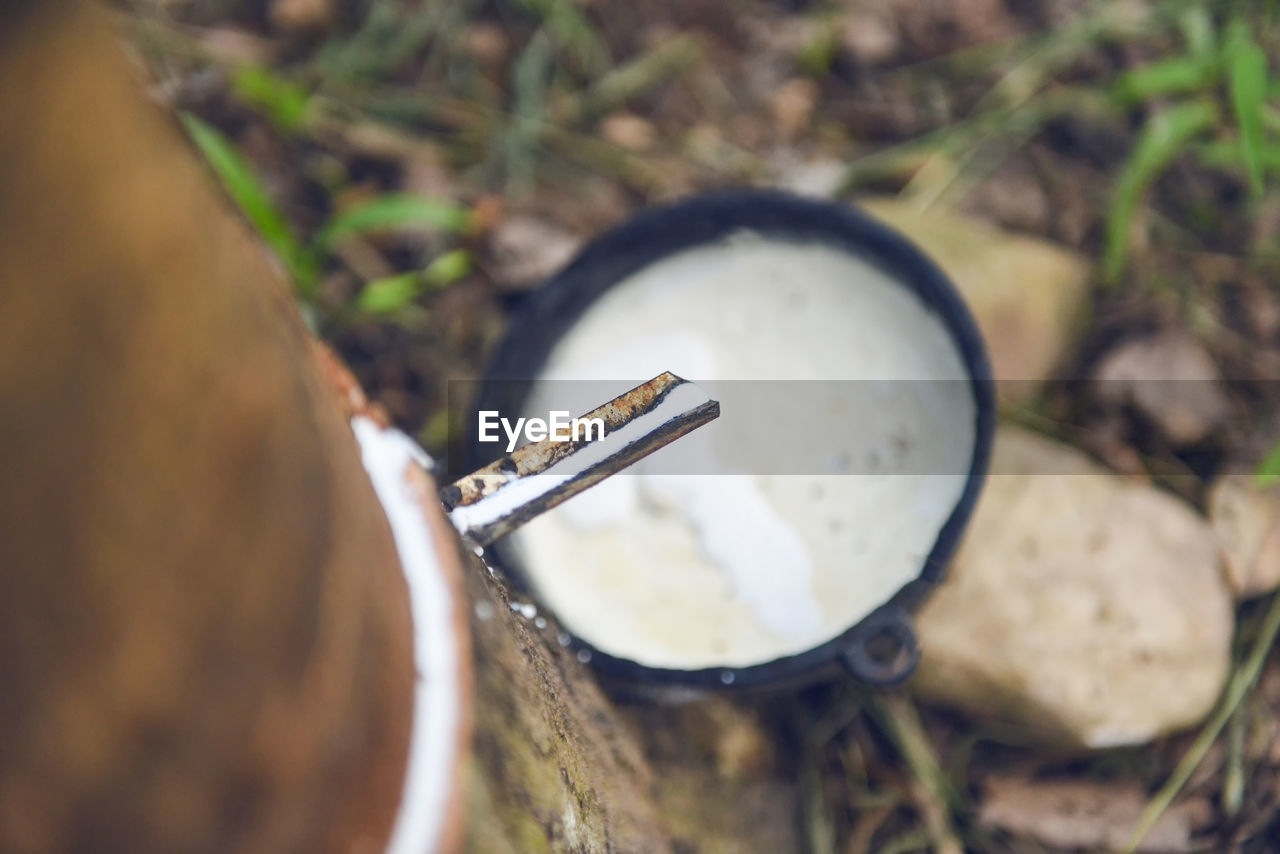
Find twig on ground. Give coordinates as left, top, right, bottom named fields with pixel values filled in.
left=868, top=695, right=963, bottom=854
left=1124, top=589, right=1280, bottom=853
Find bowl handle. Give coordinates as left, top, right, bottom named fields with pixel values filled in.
left=839, top=605, right=920, bottom=687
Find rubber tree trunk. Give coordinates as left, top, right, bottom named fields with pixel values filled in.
left=461, top=564, right=802, bottom=854
left=0, top=4, right=800, bottom=853
left=0, top=4, right=415, bottom=852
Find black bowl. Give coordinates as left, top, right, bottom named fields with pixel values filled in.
left=469, top=189, right=995, bottom=691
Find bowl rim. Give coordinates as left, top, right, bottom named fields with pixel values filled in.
left=470, top=188, right=996, bottom=689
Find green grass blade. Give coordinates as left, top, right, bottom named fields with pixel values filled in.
left=1177, top=5, right=1216, bottom=64
left=352, top=249, right=472, bottom=316
left=1113, top=56, right=1216, bottom=103
left=422, top=248, right=472, bottom=286
left=317, top=194, right=473, bottom=247
left=505, top=29, right=555, bottom=192
left=1105, top=99, right=1217, bottom=282
left=231, top=66, right=313, bottom=132
left=179, top=113, right=316, bottom=293
left=516, top=0, right=611, bottom=73
left=1256, top=439, right=1280, bottom=487
left=1194, top=136, right=1280, bottom=177
left=1226, top=17, right=1269, bottom=197
left=354, top=272, right=421, bottom=315
left=1123, top=588, right=1280, bottom=853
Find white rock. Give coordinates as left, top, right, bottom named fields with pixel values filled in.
left=914, top=427, right=1233, bottom=749
left=1094, top=330, right=1230, bottom=446
left=1208, top=476, right=1280, bottom=599
left=858, top=198, right=1091, bottom=400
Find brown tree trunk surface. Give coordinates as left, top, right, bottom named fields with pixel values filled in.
left=0, top=4, right=414, bottom=852
left=0, top=3, right=803, bottom=852
left=461, top=560, right=802, bottom=854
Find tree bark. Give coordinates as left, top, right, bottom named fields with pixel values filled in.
left=460, top=561, right=801, bottom=854
left=0, top=5, right=415, bottom=852
left=0, top=4, right=803, bottom=852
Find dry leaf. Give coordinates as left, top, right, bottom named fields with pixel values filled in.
left=768, top=78, right=819, bottom=140
left=269, top=0, right=333, bottom=32
left=601, top=113, right=658, bottom=152
left=488, top=216, right=582, bottom=289
left=980, top=776, right=1212, bottom=852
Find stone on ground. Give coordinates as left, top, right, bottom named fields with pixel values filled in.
left=1208, top=476, right=1280, bottom=599
left=859, top=198, right=1091, bottom=401
left=913, top=426, right=1233, bottom=749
